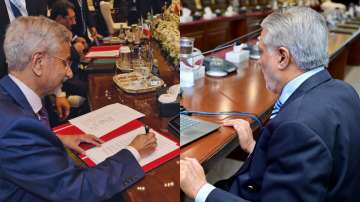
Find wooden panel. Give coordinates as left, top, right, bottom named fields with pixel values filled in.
left=328, top=48, right=349, bottom=80
left=205, top=23, right=230, bottom=50
left=347, top=36, right=360, bottom=65
left=180, top=12, right=271, bottom=51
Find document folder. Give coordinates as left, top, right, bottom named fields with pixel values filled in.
left=53, top=113, right=179, bottom=172
left=85, top=45, right=121, bottom=59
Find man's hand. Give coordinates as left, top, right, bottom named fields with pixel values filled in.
left=222, top=119, right=256, bottom=153
left=90, top=27, right=102, bottom=40
left=180, top=158, right=207, bottom=199
left=74, top=36, right=88, bottom=48
left=57, top=134, right=104, bottom=154
left=55, top=96, right=71, bottom=120
left=73, top=42, right=85, bottom=56
left=129, top=133, right=157, bottom=158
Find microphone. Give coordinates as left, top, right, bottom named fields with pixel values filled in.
left=190, top=28, right=262, bottom=58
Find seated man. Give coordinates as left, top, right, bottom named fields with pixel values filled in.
left=180, top=7, right=360, bottom=202
left=0, top=16, right=157, bottom=201
left=69, top=0, right=102, bottom=43
left=49, top=0, right=89, bottom=123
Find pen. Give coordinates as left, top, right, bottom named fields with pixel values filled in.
left=145, top=125, right=150, bottom=134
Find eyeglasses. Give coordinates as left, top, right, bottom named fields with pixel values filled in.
left=51, top=55, right=72, bottom=68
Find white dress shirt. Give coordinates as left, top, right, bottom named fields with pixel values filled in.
left=4, top=0, right=28, bottom=22
left=9, top=74, right=42, bottom=114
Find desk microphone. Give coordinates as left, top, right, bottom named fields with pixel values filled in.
left=189, top=28, right=262, bottom=59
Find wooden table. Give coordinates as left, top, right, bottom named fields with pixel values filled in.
left=87, top=43, right=180, bottom=202
left=178, top=30, right=360, bottom=200
left=180, top=28, right=360, bottom=170
left=180, top=59, right=277, bottom=169
left=328, top=29, right=360, bottom=79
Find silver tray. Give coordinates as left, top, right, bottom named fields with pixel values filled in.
left=113, top=72, right=164, bottom=93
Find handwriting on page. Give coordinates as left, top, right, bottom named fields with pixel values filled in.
left=85, top=127, right=145, bottom=164
left=139, top=130, right=178, bottom=166
left=85, top=128, right=179, bottom=166
left=69, top=103, right=144, bottom=137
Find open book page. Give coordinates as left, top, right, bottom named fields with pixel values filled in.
left=85, top=127, right=178, bottom=166
left=69, top=103, right=144, bottom=138
left=139, top=129, right=179, bottom=166
left=85, top=50, right=119, bottom=58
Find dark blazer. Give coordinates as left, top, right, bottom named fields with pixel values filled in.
left=69, top=0, right=96, bottom=38
left=207, top=70, right=360, bottom=202
left=0, top=75, right=145, bottom=202
left=0, top=0, right=48, bottom=79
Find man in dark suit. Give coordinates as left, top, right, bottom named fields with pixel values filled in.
left=0, top=16, right=157, bottom=201
left=69, top=0, right=102, bottom=41
left=0, top=0, right=48, bottom=79
left=180, top=7, right=360, bottom=202
left=50, top=0, right=89, bottom=121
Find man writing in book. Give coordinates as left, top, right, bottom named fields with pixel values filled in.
left=0, top=16, right=157, bottom=201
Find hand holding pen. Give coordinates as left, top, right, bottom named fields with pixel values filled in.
left=129, top=124, right=157, bottom=158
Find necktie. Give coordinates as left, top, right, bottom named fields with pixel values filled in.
left=270, top=99, right=283, bottom=119
left=38, top=107, right=50, bottom=129
left=9, top=0, right=22, bottom=18
left=77, top=0, right=87, bottom=35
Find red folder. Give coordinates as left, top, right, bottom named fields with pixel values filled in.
left=85, top=45, right=121, bottom=59
left=53, top=120, right=180, bottom=172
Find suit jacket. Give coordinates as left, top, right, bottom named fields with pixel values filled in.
left=207, top=70, right=360, bottom=202
left=0, top=0, right=48, bottom=79
left=0, top=75, right=145, bottom=202
left=69, top=0, right=96, bottom=38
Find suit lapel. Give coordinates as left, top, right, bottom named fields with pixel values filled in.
left=0, top=75, right=35, bottom=114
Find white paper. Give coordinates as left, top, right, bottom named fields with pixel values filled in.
left=85, top=50, right=119, bottom=58
left=69, top=103, right=144, bottom=138
left=85, top=128, right=179, bottom=167
left=139, top=129, right=179, bottom=167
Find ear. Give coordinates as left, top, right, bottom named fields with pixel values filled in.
left=277, top=47, right=291, bottom=70
left=31, top=52, right=46, bottom=77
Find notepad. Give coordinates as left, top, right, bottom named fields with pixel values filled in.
left=85, top=127, right=178, bottom=167
left=85, top=45, right=121, bottom=59
left=53, top=103, right=179, bottom=172
left=69, top=103, right=145, bottom=138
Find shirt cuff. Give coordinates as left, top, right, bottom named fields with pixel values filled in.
left=195, top=183, right=216, bottom=202
left=54, top=86, right=66, bottom=97
left=72, top=35, right=78, bottom=42
left=125, top=146, right=141, bottom=162
left=56, top=91, right=66, bottom=97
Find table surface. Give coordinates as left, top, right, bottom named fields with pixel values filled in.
left=87, top=42, right=180, bottom=202
left=180, top=30, right=360, bottom=167
left=85, top=28, right=359, bottom=201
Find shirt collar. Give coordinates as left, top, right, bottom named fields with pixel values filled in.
left=278, top=66, right=325, bottom=104
left=8, top=74, right=42, bottom=114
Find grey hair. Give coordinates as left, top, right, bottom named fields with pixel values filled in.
left=4, top=16, right=72, bottom=71
left=260, top=7, right=329, bottom=71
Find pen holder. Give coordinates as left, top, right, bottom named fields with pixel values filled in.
left=156, top=87, right=180, bottom=117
